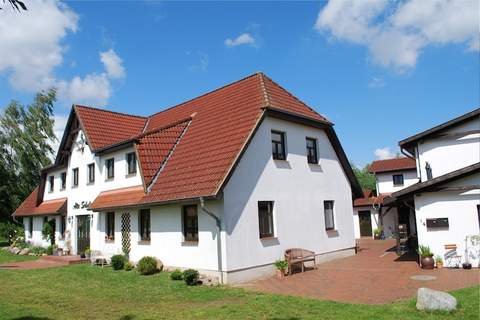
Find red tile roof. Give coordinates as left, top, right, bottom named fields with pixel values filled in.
left=368, top=157, right=416, bottom=173
left=89, top=186, right=145, bottom=211
left=13, top=187, right=67, bottom=217
left=353, top=193, right=389, bottom=207
left=75, top=105, right=147, bottom=151
left=15, top=73, right=360, bottom=213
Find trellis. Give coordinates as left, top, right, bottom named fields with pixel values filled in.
left=121, top=212, right=131, bottom=259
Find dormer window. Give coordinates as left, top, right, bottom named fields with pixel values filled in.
left=106, top=158, right=114, bottom=180
left=60, top=172, right=66, bottom=190
left=48, top=175, right=54, bottom=192
left=393, top=174, right=404, bottom=186
left=306, top=137, right=318, bottom=164
left=126, top=152, right=137, bottom=175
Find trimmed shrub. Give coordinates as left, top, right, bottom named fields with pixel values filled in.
left=137, top=256, right=158, bottom=275
left=124, top=262, right=135, bottom=271
left=46, top=245, right=53, bottom=255
left=111, top=254, right=126, bottom=270
left=170, top=269, right=183, bottom=280
left=182, top=269, right=199, bottom=286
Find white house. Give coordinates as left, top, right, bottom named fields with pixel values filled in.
left=353, top=158, right=418, bottom=239
left=13, top=73, right=362, bottom=283
left=387, top=108, right=480, bottom=267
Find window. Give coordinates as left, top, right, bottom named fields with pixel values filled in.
left=393, top=174, right=404, bottom=186
left=127, top=152, right=137, bottom=175
left=182, top=205, right=198, bottom=242
left=60, top=172, right=66, bottom=190
left=88, top=163, right=95, bottom=184
left=28, top=217, right=33, bottom=238
left=271, top=131, right=286, bottom=160
left=72, top=168, right=79, bottom=187
left=48, top=175, right=54, bottom=192
left=324, top=200, right=335, bottom=230
left=60, top=216, right=66, bottom=238
left=106, top=158, right=114, bottom=179
left=425, top=162, right=433, bottom=180
left=258, top=201, right=274, bottom=238
left=106, top=212, right=115, bottom=241
left=306, top=137, right=318, bottom=164
left=139, top=209, right=150, bottom=241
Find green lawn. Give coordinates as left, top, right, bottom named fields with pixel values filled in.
left=0, top=249, right=39, bottom=264
left=0, top=264, right=478, bottom=320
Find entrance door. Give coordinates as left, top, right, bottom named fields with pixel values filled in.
left=77, top=215, right=90, bottom=254
left=359, top=211, right=373, bottom=237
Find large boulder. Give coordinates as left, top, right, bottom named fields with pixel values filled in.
left=10, top=247, right=21, bottom=255
left=19, top=248, right=30, bottom=255
left=416, top=287, right=457, bottom=312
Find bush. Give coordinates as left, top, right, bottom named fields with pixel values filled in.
left=182, top=269, right=199, bottom=286
left=124, top=261, right=135, bottom=271
left=0, top=222, right=24, bottom=245
left=111, top=254, right=126, bottom=270
left=137, top=256, right=158, bottom=275
left=42, top=220, right=55, bottom=245
left=170, top=269, right=183, bottom=280
left=274, top=259, right=288, bottom=271
left=46, top=245, right=53, bottom=255
left=30, top=246, right=47, bottom=255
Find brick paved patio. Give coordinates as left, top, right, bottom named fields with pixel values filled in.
left=241, top=238, right=479, bottom=304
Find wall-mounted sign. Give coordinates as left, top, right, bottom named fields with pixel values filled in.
left=426, top=218, right=449, bottom=229
left=73, top=201, right=91, bottom=209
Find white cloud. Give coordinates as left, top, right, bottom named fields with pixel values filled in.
left=368, top=77, right=385, bottom=88
left=57, top=73, right=111, bottom=106
left=225, top=33, right=256, bottom=47
left=315, top=0, right=479, bottom=70
left=0, top=0, right=78, bottom=91
left=0, top=1, right=126, bottom=107
left=374, top=147, right=395, bottom=160
left=100, top=49, right=126, bottom=79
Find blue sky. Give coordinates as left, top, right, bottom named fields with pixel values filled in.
left=0, top=0, right=478, bottom=167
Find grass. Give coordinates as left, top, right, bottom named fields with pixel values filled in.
left=0, top=248, right=39, bottom=264
left=0, top=264, right=478, bottom=320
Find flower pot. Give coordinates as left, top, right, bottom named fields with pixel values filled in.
left=420, top=256, right=434, bottom=269
left=276, top=269, right=285, bottom=279
left=436, top=261, right=443, bottom=269
left=462, top=263, right=472, bottom=270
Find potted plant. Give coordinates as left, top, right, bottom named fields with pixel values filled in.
left=373, top=227, right=383, bottom=240
left=274, top=259, right=288, bottom=278
left=435, top=255, right=443, bottom=269
left=417, top=245, right=434, bottom=269
left=84, top=247, right=91, bottom=259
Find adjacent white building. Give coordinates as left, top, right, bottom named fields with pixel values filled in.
left=13, top=73, right=362, bottom=283
left=389, top=108, right=480, bottom=267
left=353, top=158, right=418, bottom=239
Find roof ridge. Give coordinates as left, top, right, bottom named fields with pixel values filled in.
left=146, top=119, right=192, bottom=192
left=137, top=117, right=192, bottom=140
left=261, top=74, right=328, bottom=121
left=147, top=72, right=264, bottom=119
left=74, top=104, right=148, bottom=120
left=258, top=72, right=270, bottom=107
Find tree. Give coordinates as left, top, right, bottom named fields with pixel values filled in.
left=0, top=89, right=57, bottom=221
left=352, top=164, right=376, bottom=194
left=1, top=0, right=27, bottom=11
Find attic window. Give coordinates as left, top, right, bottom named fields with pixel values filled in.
left=271, top=131, right=286, bottom=160
left=127, top=152, right=137, bottom=175
left=106, top=158, right=114, bottom=179
left=48, top=175, right=54, bottom=192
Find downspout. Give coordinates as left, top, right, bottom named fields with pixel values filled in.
left=199, top=197, right=223, bottom=284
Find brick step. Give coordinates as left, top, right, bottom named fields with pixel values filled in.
left=41, top=255, right=90, bottom=265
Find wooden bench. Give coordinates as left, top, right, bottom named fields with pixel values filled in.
left=284, top=248, right=317, bottom=275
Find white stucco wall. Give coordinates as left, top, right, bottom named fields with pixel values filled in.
left=376, top=170, right=418, bottom=194
left=223, top=116, right=356, bottom=275
left=414, top=174, right=480, bottom=267
left=92, top=201, right=222, bottom=272
left=416, top=118, right=480, bottom=182
left=23, top=215, right=63, bottom=248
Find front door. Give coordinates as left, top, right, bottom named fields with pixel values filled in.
left=77, top=215, right=90, bottom=254
left=359, top=211, right=373, bottom=237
